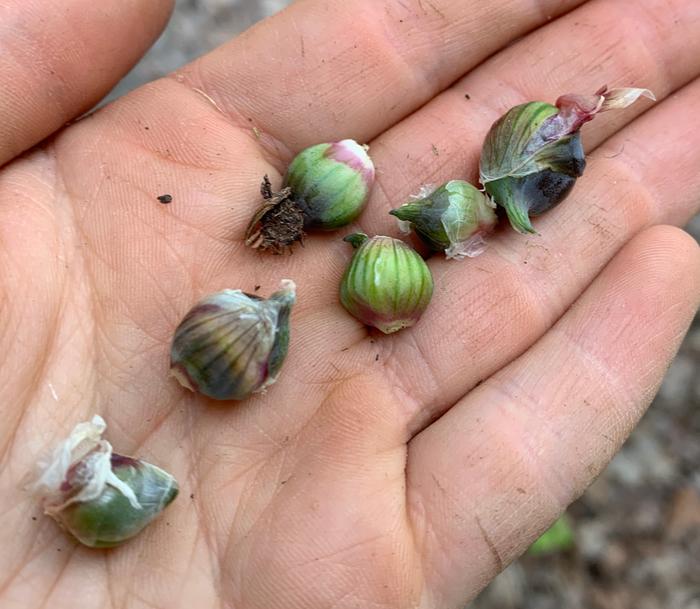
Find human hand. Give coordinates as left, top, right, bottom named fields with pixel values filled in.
left=1, top=0, right=699, bottom=607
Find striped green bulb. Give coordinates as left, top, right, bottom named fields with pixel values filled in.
left=340, top=233, right=433, bottom=334
left=284, top=139, right=375, bottom=230
left=245, top=140, right=375, bottom=252
left=170, top=280, right=295, bottom=400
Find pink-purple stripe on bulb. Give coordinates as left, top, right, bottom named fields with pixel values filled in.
left=325, top=139, right=375, bottom=187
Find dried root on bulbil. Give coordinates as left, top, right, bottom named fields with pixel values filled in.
left=245, top=175, right=305, bottom=254
left=244, top=140, right=375, bottom=253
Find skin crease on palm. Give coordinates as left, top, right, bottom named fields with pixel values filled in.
left=1, top=0, right=700, bottom=607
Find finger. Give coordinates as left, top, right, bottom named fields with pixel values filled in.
left=406, top=225, right=700, bottom=608
left=379, top=74, right=700, bottom=434
left=363, top=0, right=700, bottom=235
left=185, top=0, right=587, bottom=150
left=0, top=0, right=173, bottom=166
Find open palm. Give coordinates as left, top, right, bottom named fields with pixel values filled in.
left=2, top=0, right=700, bottom=607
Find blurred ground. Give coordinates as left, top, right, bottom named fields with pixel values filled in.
left=113, top=2, right=700, bottom=608
left=108, top=0, right=292, bottom=100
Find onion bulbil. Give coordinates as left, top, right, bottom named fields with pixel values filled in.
left=245, top=140, right=375, bottom=252
left=170, top=280, right=296, bottom=400
left=480, top=86, right=654, bottom=234
left=340, top=233, right=433, bottom=334
left=390, top=180, right=497, bottom=259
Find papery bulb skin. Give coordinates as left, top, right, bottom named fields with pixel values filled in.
left=57, top=455, right=179, bottom=548
left=389, top=180, right=497, bottom=259
left=245, top=140, right=375, bottom=252
left=29, top=416, right=178, bottom=548
left=340, top=233, right=433, bottom=334
left=170, top=280, right=296, bottom=400
left=479, top=86, right=654, bottom=234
